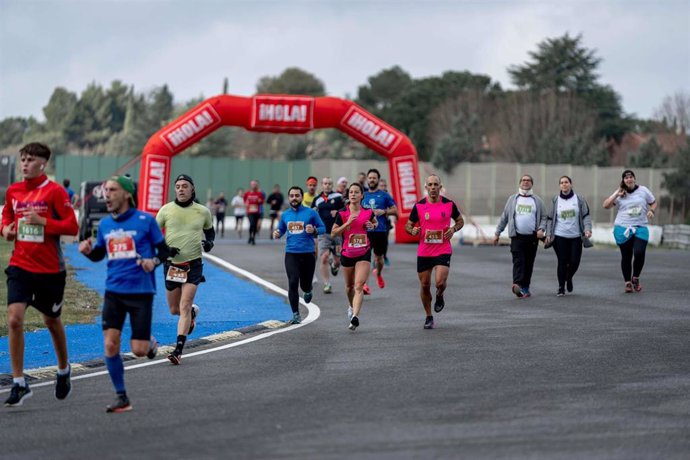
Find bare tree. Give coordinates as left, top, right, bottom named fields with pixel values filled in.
left=654, top=90, right=690, bottom=134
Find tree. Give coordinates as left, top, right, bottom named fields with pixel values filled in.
left=654, top=91, right=690, bottom=134
left=256, top=67, right=325, bottom=96
left=43, top=88, right=78, bottom=133
left=356, top=66, right=412, bottom=115
left=0, top=117, right=29, bottom=149
left=630, top=137, right=668, bottom=168
left=663, top=139, right=690, bottom=223
left=431, top=113, right=487, bottom=173
left=147, top=84, right=174, bottom=129
left=508, top=33, right=600, bottom=92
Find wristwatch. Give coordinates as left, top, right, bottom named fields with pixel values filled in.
left=152, top=257, right=161, bottom=266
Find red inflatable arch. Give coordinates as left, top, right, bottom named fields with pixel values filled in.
left=138, top=94, right=420, bottom=243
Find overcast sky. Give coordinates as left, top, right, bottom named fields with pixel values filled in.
left=1, top=0, right=688, bottom=122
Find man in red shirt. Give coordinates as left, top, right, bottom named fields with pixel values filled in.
left=243, top=180, right=264, bottom=245
left=2, top=143, right=79, bottom=407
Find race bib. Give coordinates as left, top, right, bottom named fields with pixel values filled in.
left=516, top=204, right=533, bottom=215
left=107, top=234, right=136, bottom=260
left=348, top=233, right=368, bottom=248
left=627, top=205, right=642, bottom=217
left=287, top=221, right=305, bottom=234
left=560, top=209, right=576, bottom=220
left=17, top=218, right=44, bottom=243
left=424, top=229, right=444, bottom=244
left=247, top=204, right=259, bottom=213
left=166, top=265, right=188, bottom=283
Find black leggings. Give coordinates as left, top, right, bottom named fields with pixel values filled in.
left=248, top=214, right=260, bottom=241
left=284, top=252, right=316, bottom=313
left=510, top=234, right=539, bottom=288
left=552, top=236, right=583, bottom=288
left=618, top=236, right=648, bottom=281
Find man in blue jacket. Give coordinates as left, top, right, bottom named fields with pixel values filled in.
left=273, top=186, right=325, bottom=324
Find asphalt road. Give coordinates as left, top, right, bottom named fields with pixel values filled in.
left=1, top=236, right=689, bottom=459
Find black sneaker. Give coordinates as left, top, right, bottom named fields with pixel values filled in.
left=4, top=383, right=33, bottom=407
left=106, top=393, right=132, bottom=413
left=167, top=350, right=182, bottom=365
left=330, top=262, right=339, bottom=277
left=188, top=304, right=200, bottom=335
left=423, top=316, right=435, bottom=330
left=433, top=294, right=445, bottom=313
left=303, top=291, right=313, bottom=304
left=566, top=278, right=574, bottom=293
left=55, top=367, right=72, bottom=400
left=146, top=336, right=158, bottom=359
left=631, top=277, right=642, bottom=292
left=557, top=287, right=565, bottom=297
left=348, top=316, right=359, bottom=331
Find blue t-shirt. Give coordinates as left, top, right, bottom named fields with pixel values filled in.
left=363, top=190, right=396, bottom=232
left=277, top=205, right=326, bottom=253
left=94, top=208, right=165, bottom=294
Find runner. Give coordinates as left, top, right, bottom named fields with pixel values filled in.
left=2, top=142, right=79, bottom=407
left=272, top=186, right=325, bottom=324
left=231, top=188, right=246, bottom=239
left=214, top=192, right=228, bottom=238
left=156, top=174, right=215, bottom=365
left=79, top=175, right=168, bottom=413
left=331, top=183, right=377, bottom=331
left=405, top=175, right=464, bottom=329
left=363, top=169, right=398, bottom=291
left=378, top=177, right=393, bottom=267
left=312, top=177, right=345, bottom=294
left=335, top=176, right=348, bottom=196
left=303, top=176, right=318, bottom=208
left=493, top=174, right=547, bottom=298
left=244, top=180, right=264, bottom=245
left=267, top=184, right=285, bottom=239
left=602, top=169, right=657, bottom=292
left=544, top=176, right=593, bottom=296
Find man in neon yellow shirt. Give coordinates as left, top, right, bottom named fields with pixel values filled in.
left=156, top=174, right=214, bottom=365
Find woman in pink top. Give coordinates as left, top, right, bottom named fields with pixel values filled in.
left=331, top=183, right=377, bottom=331
left=405, top=174, right=464, bottom=330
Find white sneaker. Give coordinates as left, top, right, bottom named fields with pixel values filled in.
left=347, top=306, right=353, bottom=320
left=323, top=283, right=332, bottom=294
left=188, top=304, right=200, bottom=335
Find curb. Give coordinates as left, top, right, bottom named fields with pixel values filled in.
left=0, top=319, right=288, bottom=387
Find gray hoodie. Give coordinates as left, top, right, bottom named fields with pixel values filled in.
left=545, top=192, right=592, bottom=238
left=494, top=193, right=547, bottom=238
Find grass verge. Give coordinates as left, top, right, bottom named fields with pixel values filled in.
left=0, top=238, right=102, bottom=336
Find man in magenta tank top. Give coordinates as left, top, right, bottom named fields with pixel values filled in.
left=405, top=175, right=464, bottom=330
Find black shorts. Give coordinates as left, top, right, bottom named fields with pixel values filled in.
left=5, top=266, right=66, bottom=318
left=102, top=291, right=154, bottom=340
left=340, top=249, right=372, bottom=268
left=417, top=254, right=452, bottom=273
left=368, top=232, right=388, bottom=256
left=269, top=210, right=279, bottom=218
left=164, top=258, right=205, bottom=291
left=235, top=215, right=245, bottom=222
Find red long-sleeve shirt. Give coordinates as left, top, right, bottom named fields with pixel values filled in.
left=1, top=175, right=78, bottom=273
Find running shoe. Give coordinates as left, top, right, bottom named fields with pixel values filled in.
left=363, top=284, right=371, bottom=295
left=433, top=294, right=445, bottom=313
left=4, top=383, right=33, bottom=407
left=347, top=305, right=353, bottom=320
left=106, top=393, right=132, bottom=413
left=303, top=291, right=313, bottom=303
left=556, top=287, right=565, bottom=297
left=512, top=284, right=524, bottom=298
left=423, top=316, right=435, bottom=329
left=167, top=350, right=182, bottom=365
left=188, top=304, right=200, bottom=335
left=520, top=287, right=531, bottom=298
left=146, top=336, right=158, bottom=359
left=323, top=283, right=332, bottom=294
left=348, top=315, right=359, bottom=331
left=376, top=273, right=385, bottom=289
left=566, top=278, right=574, bottom=293
left=55, top=366, right=72, bottom=400
left=290, top=312, right=302, bottom=324
left=631, top=277, right=642, bottom=292
left=330, top=262, right=339, bottom=276
left=625, top=281, right=633, bottom=293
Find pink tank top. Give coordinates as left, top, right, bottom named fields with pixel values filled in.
left=338, top=208, right=374, bottom=258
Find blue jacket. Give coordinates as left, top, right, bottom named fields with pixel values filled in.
left=277, top=205, right=326, bottom=253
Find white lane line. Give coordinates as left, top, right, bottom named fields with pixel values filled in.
left=0, top=253, right=320, bottom=394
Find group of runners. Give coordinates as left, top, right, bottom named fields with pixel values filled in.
left=2, top=142, right=658, bottom=412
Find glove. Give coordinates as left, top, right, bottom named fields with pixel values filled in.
left=202, top=240, right=214, bottom=252
left=169, top=247, right=180, bottom=258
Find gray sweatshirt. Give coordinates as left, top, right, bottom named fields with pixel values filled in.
left=494, top=193, right=547, bottom=238
left=545, top=192, right=592, bottom=238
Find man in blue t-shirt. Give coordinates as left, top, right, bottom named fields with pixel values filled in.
left=273, top=186, right=325, bottom=325
left=79, top=175, right=171, bottom=414
left=363, top=168, right=397, bottom=290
